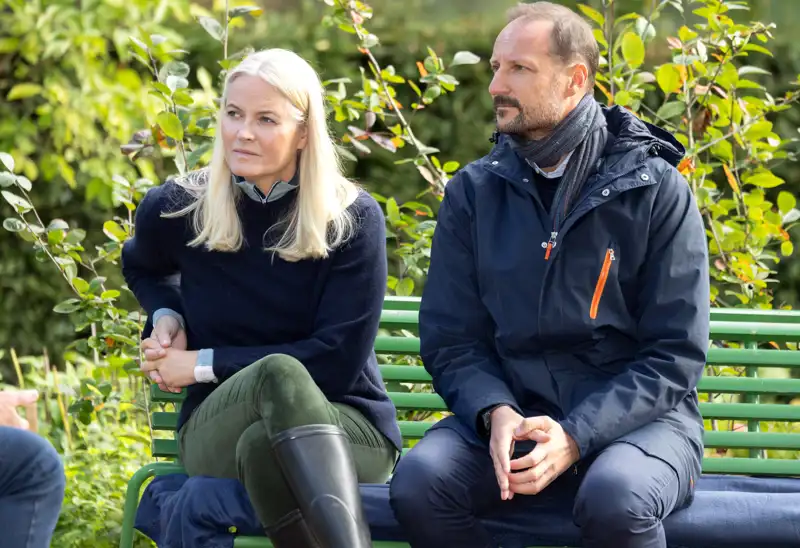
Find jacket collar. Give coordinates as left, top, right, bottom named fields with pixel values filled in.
left=233, top=172, right=299, bottom=204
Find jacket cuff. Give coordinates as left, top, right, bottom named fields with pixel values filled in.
left=152, top=308, right=185, bottom=330
left=559, top=415, right=596, bottom=460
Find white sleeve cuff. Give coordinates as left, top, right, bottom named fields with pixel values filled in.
left=194, top=349, right=218, bottom=383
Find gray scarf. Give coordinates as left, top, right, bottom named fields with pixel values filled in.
left=508, top=94, right=608, bottom=237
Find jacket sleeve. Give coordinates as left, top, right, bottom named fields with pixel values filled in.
left=121, top=184, right=185, bottom=324
left=420, top=174, right=521, bottom=435
left=209, top=197, right=388, bottom=393
left=559, top=166, right=710, bottom=459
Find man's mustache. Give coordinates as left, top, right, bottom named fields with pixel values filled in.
left=494, top=96, right=521, bottom=109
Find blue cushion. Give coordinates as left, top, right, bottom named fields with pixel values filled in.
left=136, top=473, right=800, bottom=548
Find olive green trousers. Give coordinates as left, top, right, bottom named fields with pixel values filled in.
left=177, top=354, right=398, bottom=529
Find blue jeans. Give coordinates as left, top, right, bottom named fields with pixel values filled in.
left=390, top=425, right=693, bottom=548
left=0, top=427, right=65, bottom=548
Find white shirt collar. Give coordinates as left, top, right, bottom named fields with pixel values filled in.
left=527, top=150, right=574, bottom=179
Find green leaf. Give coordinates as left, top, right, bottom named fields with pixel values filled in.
left=7, top=83, right=43, bottom=101
left=396, top=277, right=414, bottom=297
left=53, top=299, right=81, bottom=314
left=742, top=44, right=773, bottom=57
left=781, top=241, right=794, bottom=257
left=3, top=218, right=25, bottom=232
left=621, top=32, right=645, bottom=68
left=717, top=62, right=739, bottom=89
left=386, top=198, right=401, bottom=225
left=738, top=66, right=771, bottom=77
left=423, top=85, right=441, bottom=103
left=656, top=101, right=685, bottom=119
left=443, top=161, right=460, bottom=173
left=173, top=90, right=194, bottom=106
left=578, top=4, right=604, bottom=26
left=167, top=75, right=189, bottom=92
left=229, top=5, right=263, bottom=19
left=450, top=51, right=480, bottom=67
left=0, top=38, right=19, bottom=54
left=362, top=34, right=379, bottom=49
left=198, top=16, right=224, bottom=41
left=64, top=229, right=86, bottom=245
left=164, top=61, right=191, bottom=77
left=103, top=220, right=127, bottom=242
left=72, top=278, right=90, bottom=295
left=0, top=173, right=15, bottom=187
left=614, top=90, right=632, bottom=107
left=156, top=112, right=184, bottom=141
left=656, top=64, right=682, bottom=94
left=678, top=26, right=698, bottom=42
left=1, top=190, right=31, bottom=213
left=745, top=121, right=773, bottom=141
left=101, top=290, right=121, bottom=300
left=778, top=191, right=796, bottom=213
left=0, top=152, right=14, bottom=172
left=744, top=170, right=784, bottom=188
left=15, top=176, right=31, bottom=192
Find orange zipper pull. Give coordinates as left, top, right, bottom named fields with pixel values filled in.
left=544, top=232, right=557, bottom=260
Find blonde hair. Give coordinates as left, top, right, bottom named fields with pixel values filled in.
left=166, top=48, right=359, bottom=262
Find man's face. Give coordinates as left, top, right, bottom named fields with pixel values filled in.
left=489, top=19, right=570, bottom=139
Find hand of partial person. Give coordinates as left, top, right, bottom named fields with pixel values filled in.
left=488, top=405, right=550, bottom=501
left=507, top=416, right=579, bottom=496
left=140, top=342, right=198, bottom=390
left=142, top=315, right=187, bottom=393
left=0, top=389, right=39, bottom=430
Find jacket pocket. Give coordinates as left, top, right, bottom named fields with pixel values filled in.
left=589, top=247, right=615, bottom=319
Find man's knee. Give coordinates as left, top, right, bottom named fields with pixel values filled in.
left=0, top=427, right=65, bottom=499
left=389, top=431, right=469, bottom=520
left=574, top=444, right=675, bottom=537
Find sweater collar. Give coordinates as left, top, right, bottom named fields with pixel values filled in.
left=232, top=172, right=299, bottom=204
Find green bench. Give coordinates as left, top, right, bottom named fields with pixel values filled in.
left=120, top=296, right=800, bottom=548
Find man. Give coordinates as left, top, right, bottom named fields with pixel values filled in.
left=0, top=389, right=65, bottom=548
left=389, top=2, right=710, bottom=547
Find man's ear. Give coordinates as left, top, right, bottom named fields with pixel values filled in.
left=566, top=62, right=589, bottom=97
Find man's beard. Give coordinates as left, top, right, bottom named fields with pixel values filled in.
left=494, top=96, right=562, bottom=139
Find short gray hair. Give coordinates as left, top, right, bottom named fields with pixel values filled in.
left=507, top=1, right=599, bottom=87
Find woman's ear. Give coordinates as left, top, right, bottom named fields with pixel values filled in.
left=297, top=123, right=309, bottom=151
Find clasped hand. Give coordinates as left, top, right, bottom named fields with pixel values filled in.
left=489, top=406, right=580, bottom=500
left=140, top=315, right=196, bottom=392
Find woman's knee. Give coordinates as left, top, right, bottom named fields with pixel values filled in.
left=251, top=354, right=334, bottom=432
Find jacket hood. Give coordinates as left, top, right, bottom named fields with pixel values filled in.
left=602, top=105, right=685, bottom=167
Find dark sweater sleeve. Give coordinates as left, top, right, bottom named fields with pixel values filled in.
left=121, top=183, right=185, bottom=321
left=211, top=195, right=388, bottom=396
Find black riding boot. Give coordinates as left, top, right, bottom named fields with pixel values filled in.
left=271, top=424, right=372, bottom=548
left=264, top=508, right=321, bottom=548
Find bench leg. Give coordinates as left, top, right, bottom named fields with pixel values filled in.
left=120, top=462, right=186, bottom=548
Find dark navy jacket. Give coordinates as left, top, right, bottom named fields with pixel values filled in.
left=419, top=106, right=710, bottom=475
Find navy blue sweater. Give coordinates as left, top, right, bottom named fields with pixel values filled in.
left=121, top=179, right=402, bottom=450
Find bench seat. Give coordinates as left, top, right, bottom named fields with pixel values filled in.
left=133, top=471, right=800, bottom=548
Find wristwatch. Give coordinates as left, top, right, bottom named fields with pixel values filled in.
left=481, top=404, right=505, bottom=434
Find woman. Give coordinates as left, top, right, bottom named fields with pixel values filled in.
left=121, top=48, right=402, bottom=548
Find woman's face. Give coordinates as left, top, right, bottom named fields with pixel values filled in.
left=221, top=74, right=307, bottom=187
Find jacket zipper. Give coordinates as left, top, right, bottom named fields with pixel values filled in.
left=589, top=248, right=615, bottom=319
left=544, top=231, right=557, bottom=260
